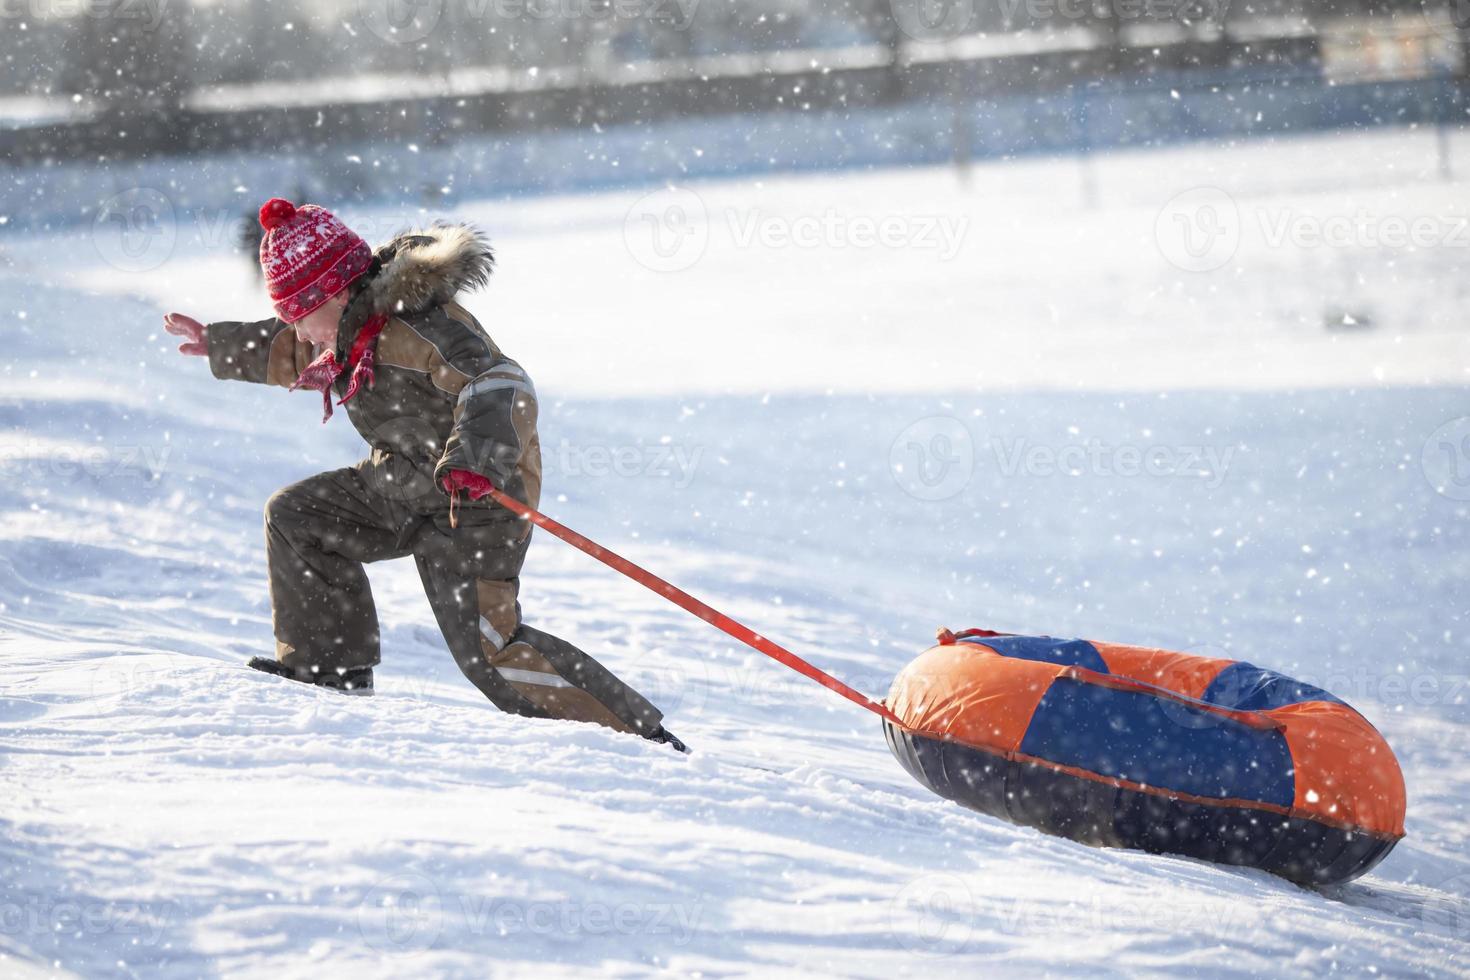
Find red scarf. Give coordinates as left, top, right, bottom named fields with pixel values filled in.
left=288, top=313, right=388, bottom=423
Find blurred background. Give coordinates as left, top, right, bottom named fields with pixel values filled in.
left=2, top=5, right=1470, bottom=975
left=3, top=0, right=1470, bottom=220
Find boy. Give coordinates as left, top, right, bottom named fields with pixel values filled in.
left=165, top=198, right=685, bottom=752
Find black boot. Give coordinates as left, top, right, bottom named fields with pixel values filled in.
left=247, top=657, right=374, bottom=694
left=645, top=725, right=689, bottom=754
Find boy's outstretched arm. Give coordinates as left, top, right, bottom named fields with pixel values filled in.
left=163, top=312, right=208, bottom=356
left=165, top=312, right=300, bottom=386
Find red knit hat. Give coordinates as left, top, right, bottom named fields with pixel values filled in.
left=257, top=198, right=373, bottom=323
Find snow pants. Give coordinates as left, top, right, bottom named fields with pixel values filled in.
left=261, top=461, right=663, bottom=736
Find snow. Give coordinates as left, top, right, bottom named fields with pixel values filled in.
left=2, top=128, right=1468, bottom=977
left=64, top=125, right=1470, bottom=395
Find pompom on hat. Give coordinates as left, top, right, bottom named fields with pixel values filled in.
left=257, top=198, right=372, bottom=323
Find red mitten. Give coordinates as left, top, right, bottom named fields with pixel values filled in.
left=440, top=469, right=496, bottom=501
left=441, top=470, right=495, bottom=530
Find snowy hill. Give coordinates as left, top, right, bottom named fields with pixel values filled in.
left=2, top=130, right=1468, bottom=977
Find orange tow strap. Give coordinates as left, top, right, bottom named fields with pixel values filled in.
left=483, top=485, right=899, bottom=723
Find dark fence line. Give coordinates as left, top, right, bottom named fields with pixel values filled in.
left=0, top=36, right=1319, bottom=166
left=4, top=45, right=1464, bottom=236
left=974, top=70, right=1466, bottom=157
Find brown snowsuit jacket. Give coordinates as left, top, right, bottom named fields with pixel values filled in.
left=207, top=222, right=540, bottom=522
left=202, top=224, right=665, bottom=737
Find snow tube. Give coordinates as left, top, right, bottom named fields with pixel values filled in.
left=883, top=629, right=1405, bottom=885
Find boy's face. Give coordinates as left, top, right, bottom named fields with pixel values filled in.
left=292, top=291, right=347, bottom=347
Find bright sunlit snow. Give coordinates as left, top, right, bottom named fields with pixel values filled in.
left=2, top=126, right=1467, bottom=977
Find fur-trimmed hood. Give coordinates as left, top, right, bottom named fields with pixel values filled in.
left=337, top=222, right=494, bottom=346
